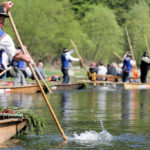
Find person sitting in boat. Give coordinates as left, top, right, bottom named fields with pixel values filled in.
left=107, top=62, right=117, bottom=75
left=0, top=49, right=8, bottom=79
left=11, top=48, right=27, bottom=86
left=88, top=62, right=98, bottom=81
left=122, top=52, right=135, bottom=82
left=33, top=59, right=45, bottom=80
left=140, top=50, right=150, bottom=83
left=61, top=47, right=80, bottom=84
left=107, top=62, right=119, bottom=82
left=97, top=61, right=107, bottom=81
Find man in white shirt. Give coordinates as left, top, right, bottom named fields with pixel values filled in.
left=61, top=47, right=80, bottom=84
left=0, top=1, right=30, bottom=64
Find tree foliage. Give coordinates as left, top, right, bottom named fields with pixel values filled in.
left=81, top=5, right=124, bottom=64
left=1, top=0, right=150, bottom=66
left=125, top=1, right=150, bottom=64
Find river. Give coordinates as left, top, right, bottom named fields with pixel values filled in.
left=0, top=86, right=150, bottom=149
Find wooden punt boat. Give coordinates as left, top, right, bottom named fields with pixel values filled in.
left=124, top=82, right=150, bottom=89
left=51, top=82, right=86, bottom=90
left=0, top=84, right=44, bottom=94
left=0, top=118, right=27, bottom=143
left=0, top=80, right=46, bottom=94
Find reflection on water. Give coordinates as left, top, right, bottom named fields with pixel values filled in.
left=0, top=88, right=150, bottom=149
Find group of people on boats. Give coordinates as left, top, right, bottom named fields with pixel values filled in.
left=88, top=51, right=150, bottom=83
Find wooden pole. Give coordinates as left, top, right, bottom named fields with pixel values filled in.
left=8, top=11, right=67, bottom=141
left=24, top=48, right=52, bottom=94
left=70, top=39, right=91, bottom=75
left=125, top=27, right=138, bottom=69
left=113, top=51, right=123, bottom=61
left=125, top=27, right=136, bottom=62
left=144, top=35, right=150, bottom=55
left=0, top=66, right=12, bottom=77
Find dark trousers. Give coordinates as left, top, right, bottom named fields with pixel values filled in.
left=122, top=71, right=129, bottom=82
left=61, top=68, right=70, bottom=84
left=140, top=67, right=149, bottom=83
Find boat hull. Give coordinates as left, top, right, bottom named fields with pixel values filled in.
left=51, top=83, right=85, bottom=90
left=0, top=85, right=43, bottom=94
left=124, top=82, right=150, bottom=89
left=0, top=118, right=27, bottom=143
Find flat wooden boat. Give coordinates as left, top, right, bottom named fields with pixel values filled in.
left=0, top=118, right=27, bottom=143
left=51, top=82, right=86, bottom=90
left=124, top=82, right=150, bottom=89
left=0, top=84, right=45, bottom=94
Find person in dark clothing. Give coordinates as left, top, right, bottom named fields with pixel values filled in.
left=140, top=50, right=150, bottom=83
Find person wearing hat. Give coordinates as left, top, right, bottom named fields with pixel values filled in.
left=140, top=50, right=150, bottom=83
left=122, top=52, right=135, bottom=82
left=0, top=1, right=30, bottom=64
left=61, top=47, right=80, bottom=84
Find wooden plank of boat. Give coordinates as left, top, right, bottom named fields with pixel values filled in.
left=51, top=82, right=85, bottom=90
left=0, top=118, right=27, bottom=143
left=124, top=82, right=150, bottom=89
left=0, top=84, right=44, bottom=94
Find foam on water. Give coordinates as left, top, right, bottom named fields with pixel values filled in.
left=73, top=130, right=112, bottom=142
left=97, top=86, right=116, bottom=91
left=69, top=120, right=113, bottom=145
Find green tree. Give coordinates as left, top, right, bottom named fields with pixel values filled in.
left=125, top=1, right=150, bottom=64
left=8, top=0, right=85, bottom=63
left=81, top=5, right=124, bottom=64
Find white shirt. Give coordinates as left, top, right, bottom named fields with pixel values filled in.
left=97, top=65, right=107, bottom=75
left=66, top=50, right=79, bottom=62
left=0, top=34, right=16, bottom=59
left=1, top=51, right=8, bottom=69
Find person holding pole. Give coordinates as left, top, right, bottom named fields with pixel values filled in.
left=122, top=52, right=135, bottom=82
left=0, top=1, right=30, bottom=63
left=140, top=50, right=150, bottom=83
left=61, top=47, right=80, bottom=84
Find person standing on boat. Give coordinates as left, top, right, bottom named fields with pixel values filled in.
left=0, top=1, right=31, bottom=65
left=61, top=47, right=80, bottom=84
left=122, top=52, right=135, bottom=82
left=140, top=50, right=150, bottom=83
left=11, top=47, right=27, bottom=86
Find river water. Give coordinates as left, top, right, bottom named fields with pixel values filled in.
left=0, top=86, right=150, bottom=149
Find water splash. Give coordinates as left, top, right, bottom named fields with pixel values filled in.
left=69, top=120, right=113, bottom=145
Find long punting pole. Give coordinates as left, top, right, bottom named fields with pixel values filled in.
left=24, top=48, right=52, bottom=94
left=70, top=39, right=91, bottom=75
left=113, top=51, right=123, bottom=61
left=0, top=66, right=12, bottom=77
left=125, top=27, right=138, bottom=70
left=8, top=11, right=67, bottom=140
left=144, top=35, right=150, bottom=54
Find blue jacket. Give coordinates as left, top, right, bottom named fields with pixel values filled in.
left=0, top=29, right=6, bottom=39
left=123, top=57, right=132, bottom=72
left=61, top=53, right=71, bottom=69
